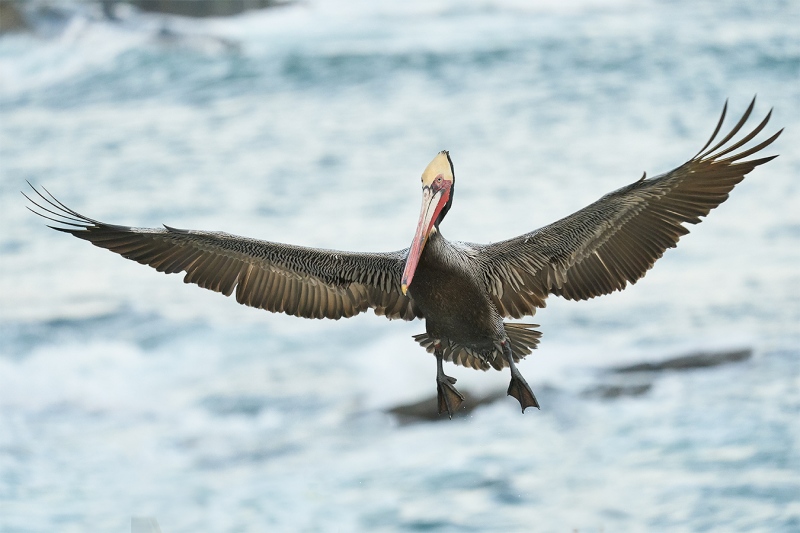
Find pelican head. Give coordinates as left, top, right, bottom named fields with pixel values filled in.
left=401, top=151, right=455, bottom=294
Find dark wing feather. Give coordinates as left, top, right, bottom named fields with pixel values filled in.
left=25, top=186, right=421, bottom=321
left=473, top=98, right=782, bottom=319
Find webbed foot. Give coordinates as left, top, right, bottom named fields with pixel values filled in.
left=502, top=340, right=540, bottom=412
left=507, top=373, right=539, bottom=412
left=435, top=348, right=464, bottom=418
left=437, top=374, right=465, bottom=418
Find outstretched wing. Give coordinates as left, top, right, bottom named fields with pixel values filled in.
left=25, top=187, right=421, bottom=321
left=473, top=97, right=782, bottom=319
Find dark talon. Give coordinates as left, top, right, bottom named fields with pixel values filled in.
left=435, top=349, right=464, bottom=418
left=502, top=341, right=540, bottom=412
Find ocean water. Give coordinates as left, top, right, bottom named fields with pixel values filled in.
left=1, top=0, right=799, bottom=531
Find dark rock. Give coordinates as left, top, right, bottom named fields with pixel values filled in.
left=0, top=1, right=29, bottom=34
left=388, top=390, right=507, bottom=424
left=612, top=348, right=752, bottom=373
left=583, top=383, right=652, bottom=400
left=129, top=0, right=288, bottom=18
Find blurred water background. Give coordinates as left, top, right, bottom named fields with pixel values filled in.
left=1, top=0, right=799, bottom=531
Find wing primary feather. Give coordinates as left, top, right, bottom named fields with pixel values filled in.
left=31, top=210, right=87, bottom=228
left=40, top=184, right=104, bottom=226
left=730, top=154, right=778, bottom=168
left=23, top=192, right=88, bottom=226
left=692, top=98, right=728, bottom=159
left=698, top=96, right=755, bottom=160
left=707, top=108, right=772, bottom=161
left=716, top=129, right=783, bottom=164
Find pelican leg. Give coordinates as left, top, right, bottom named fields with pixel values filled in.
left=435, top=347, right=465, bottom=418
left=502, top=341, right=540, bottom=412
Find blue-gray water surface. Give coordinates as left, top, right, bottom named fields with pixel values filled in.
left=1, top=1, right=799, bottom=531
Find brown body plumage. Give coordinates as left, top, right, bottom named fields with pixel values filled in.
left=25, top=98, right=781, bottom=417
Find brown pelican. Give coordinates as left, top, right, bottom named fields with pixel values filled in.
left=25, top=99, right=781, bottom=417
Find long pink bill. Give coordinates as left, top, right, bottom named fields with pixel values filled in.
left=401, top=187, right=444, bottom=294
